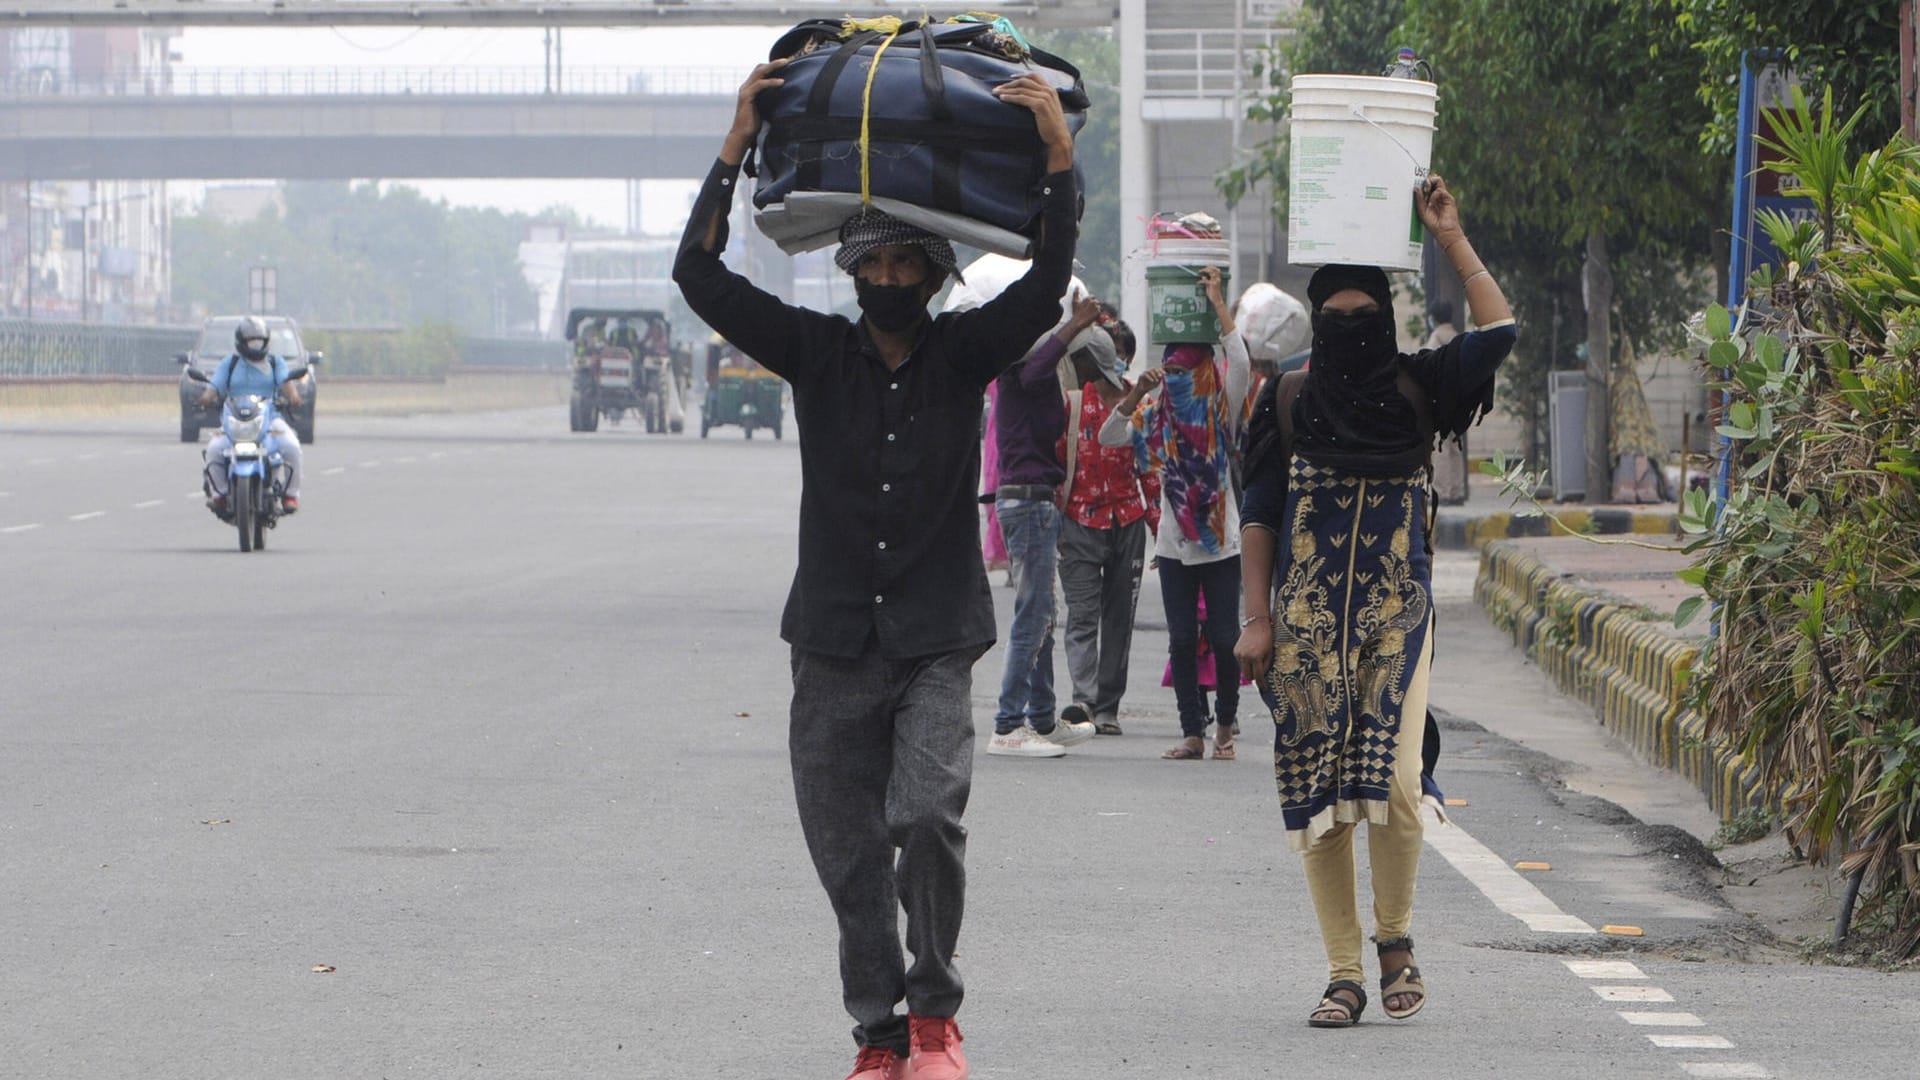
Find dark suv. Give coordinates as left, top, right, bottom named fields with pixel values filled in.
left=177, top=316, right=321, bottom=443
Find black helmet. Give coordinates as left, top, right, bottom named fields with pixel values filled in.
left=234, top=316, right=270, bottom=362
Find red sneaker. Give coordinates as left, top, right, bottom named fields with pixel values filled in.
left=907, top=1015, right=967, bottom=1080
left=844, top=1044, right=906, bottom=1080
left=281, top=495, right=299, bottom=514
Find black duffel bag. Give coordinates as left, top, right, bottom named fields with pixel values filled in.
left=749, top=18, right=1089, bottom=242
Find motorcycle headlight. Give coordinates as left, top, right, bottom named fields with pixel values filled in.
left=228, top=416, right=265, bottom=442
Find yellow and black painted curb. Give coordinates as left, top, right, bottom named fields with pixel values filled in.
left=1473, top=542, right=1770, bottom=820
left=1435, top=507, right=1679, bottom=551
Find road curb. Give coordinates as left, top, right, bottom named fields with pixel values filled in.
left=1472, top=541, right=1768, bottom=820
left=1434, top=506, right=1680, bottom=551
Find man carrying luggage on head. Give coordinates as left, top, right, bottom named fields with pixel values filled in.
left=672, top=59, right=1078, bottom=1080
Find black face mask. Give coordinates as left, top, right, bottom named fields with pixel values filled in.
left=855, top=279, right=929, bottom=334
left=1310, top=308, right=1398, bottom=371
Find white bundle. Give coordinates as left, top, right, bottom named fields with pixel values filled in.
left=1234, top=282, right=1310, bottom=362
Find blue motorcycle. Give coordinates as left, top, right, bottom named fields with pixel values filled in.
left=184, top=364, right=306, bottom=552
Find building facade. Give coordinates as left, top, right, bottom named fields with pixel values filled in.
left=0, top=27, right=176, bottom=322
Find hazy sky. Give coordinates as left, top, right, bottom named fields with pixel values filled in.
left=175, top=25, right=783, bottom=233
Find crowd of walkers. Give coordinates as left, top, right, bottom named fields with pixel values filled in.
left=677, top=54, right=1515, bottom=1080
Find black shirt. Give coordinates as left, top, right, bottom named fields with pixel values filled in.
left=673, top=158, right=1077, bottom=659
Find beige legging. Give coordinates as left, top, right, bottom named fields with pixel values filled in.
left=1301, top=629, right=1433, bottom=985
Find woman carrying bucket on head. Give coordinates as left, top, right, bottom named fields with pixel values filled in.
left=1234, top=176, right=1515, bottom=1028
left=1099, top=265, right=1256, bottom=762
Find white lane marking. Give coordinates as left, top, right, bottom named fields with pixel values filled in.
left=322, top=466, right=347, bottom=476
left=1649, top=1035, right=1736, bottom=1050
left=69, top=511, right=105, bottom=521
left=1423, top=821, right=1596, bottom=933
left=428, top=451, right=446, bottom=459
left=1565, top=960, right=1647, bottom=980
left=76, top=453, right=101, bottom=461
left=2, top=523, right=42, bottom=534
left=185, top=491, right=203, bottom=499
left=1619, top=1012, right=1705, bottom=1027
left=1593, top=985, right=1674, bottom=1003
left=395, top=455, right=418, bottom=463
left=133, top=500, right=165, bottom=510
left=0, top=491, right=11, bottom=498
left=359, top=460, right=381, bottom=468
left=29, top=457, right=54, bottom=465
left=1680, top=1065, right=1771, bottom=1079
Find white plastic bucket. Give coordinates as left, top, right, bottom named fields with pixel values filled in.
left=1287, top=74, right=1437, bottom=271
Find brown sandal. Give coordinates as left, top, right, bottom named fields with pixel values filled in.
left=1308, top=980, right=1367, bottom=1028
left=1376, top=936, right=1426, bottom=1019
left=1161, top=737, right=1206, bottom=760
left=1211, top=729, right=1237, bottom=760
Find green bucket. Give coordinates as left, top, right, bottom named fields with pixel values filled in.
left=1146, top=264, right=1230, bottom=345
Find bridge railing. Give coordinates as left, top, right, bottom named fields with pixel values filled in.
left=0, top=65, right=748, bottom=99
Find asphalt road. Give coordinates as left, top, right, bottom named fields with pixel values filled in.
left=1, top=409, right=1913, bottom=1080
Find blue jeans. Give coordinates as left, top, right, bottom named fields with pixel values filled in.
left=993, top=498, right=1059, bottom=734
left=1158, top=555, right=1242, bottom=737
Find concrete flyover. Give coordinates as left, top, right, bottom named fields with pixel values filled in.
left=0, top=68, right=738, bottom=181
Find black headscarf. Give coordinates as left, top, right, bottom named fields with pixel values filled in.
left=1291, top=265, right=1428, bottom=477
left=1283, top=264, right=1496, bottom=479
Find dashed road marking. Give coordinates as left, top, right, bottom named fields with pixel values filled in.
left=322, top=466, right=347, bottom=476
left=1423, top=820, right=1595, bottom=933
left=76, top=453, right=101, bottom=461
left=1619, top=1011, right=1706, bottom=1027
left=69, top=511, right=105, bottom=521
left=1680, top=1065, right=1771, bottom=1079
left=1649, top=1035, right=1736, bottom=1050
left=1592, top=985, right=1674, bottom=1003
left=29, top=457, right=54, bottom=465
left=1564, top=960, right=1648, bottom=979
left=1, top=523, right=42, bottom=534
left=133, top=500, right=165, bottom=510
left=359, top=460, right=381, bottom=468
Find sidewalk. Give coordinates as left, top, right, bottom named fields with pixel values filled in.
left=1434, top=470, right=1679, bottom=550
left=1471, top=531, right=1773, bottom=821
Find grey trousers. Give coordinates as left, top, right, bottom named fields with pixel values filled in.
left=790, top=642, right=979, bottom=1055
left=1056, top=517, right=1147, bottom=719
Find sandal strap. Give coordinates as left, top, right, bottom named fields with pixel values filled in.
left=1380, top=964, right=1424, bottom=997
left=1319, top=979, right=1368, bottom=1015
left=1373, top=934, right=1414, bottom=955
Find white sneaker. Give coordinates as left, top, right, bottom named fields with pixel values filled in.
left=1036, top=717, right=1095, bottom=748
left=987, top=726, right=1067, bottom=758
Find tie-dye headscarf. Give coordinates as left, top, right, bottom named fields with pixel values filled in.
left=1129, top=343, right=1232, bottom=554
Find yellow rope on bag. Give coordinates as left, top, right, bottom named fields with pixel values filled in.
left=841, top=16, right=906, bottom=206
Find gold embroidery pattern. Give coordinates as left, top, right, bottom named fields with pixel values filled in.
left=1268, top=461, right=1429, bottom=812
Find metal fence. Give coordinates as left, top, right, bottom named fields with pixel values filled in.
left=0, top=319, right=569, bottom=379
left=0, top=318, right=196, bottom=378
left=0, top=65, right=745, bottom=99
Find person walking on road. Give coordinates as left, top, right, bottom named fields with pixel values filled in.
left=1055, top=317, right=1158, bottom=737
left=1099, top=266, right=1252, bottom=761
left=672, top=61, right=1078, bottom=1080
left=987, top=294, right=1103, bottom=757
left=1233, top=176, right=1516, bottom=1029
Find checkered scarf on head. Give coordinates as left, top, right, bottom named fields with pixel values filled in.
left=833, top=209, right=963, bottom=283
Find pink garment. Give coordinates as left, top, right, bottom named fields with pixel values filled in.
left=981, top=381, right=1008, bottom=568
left=1161, top=592, right=1253, bottom=689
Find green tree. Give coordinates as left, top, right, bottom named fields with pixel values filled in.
left=1676, top=0, right=1903, bottom=153
left=1402, top=0, right=1724, bottom=497
left=1030, top=28, right=1121, bottom=301
left=170, top=181, right=540, bottom=340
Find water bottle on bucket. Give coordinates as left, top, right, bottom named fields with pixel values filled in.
left=1286, top=52, right=1437, bottom=270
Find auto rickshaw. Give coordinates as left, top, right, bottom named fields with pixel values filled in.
left=702, top=340, right=785, bottom=439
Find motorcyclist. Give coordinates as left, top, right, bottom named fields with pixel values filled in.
left=200, top=315, right=305, bottom=515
